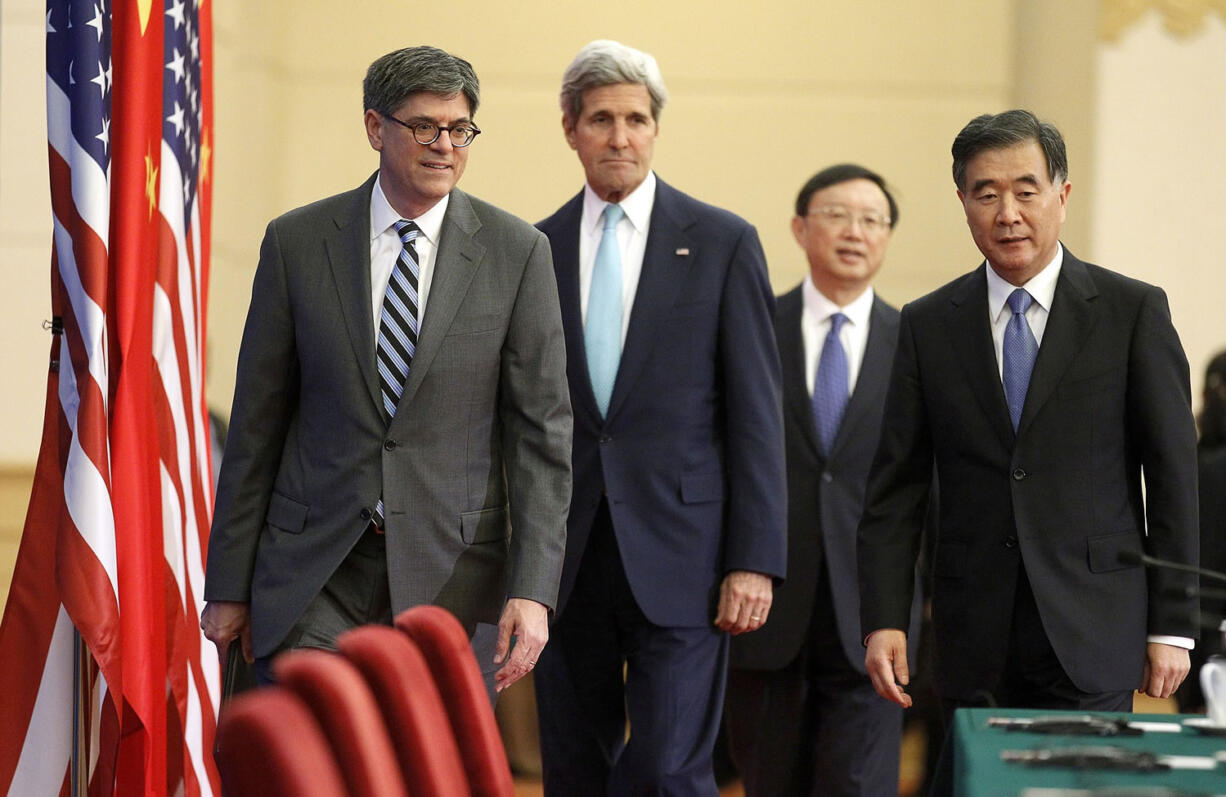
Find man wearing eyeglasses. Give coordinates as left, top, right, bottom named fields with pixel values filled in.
left=724, top=165, right=923, bottom=797
left=201, top=46, right=572, bottom=700
left=532, top=40, right=786, bottom=795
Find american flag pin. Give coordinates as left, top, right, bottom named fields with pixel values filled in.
left=676, top=248, right=690, bottom=256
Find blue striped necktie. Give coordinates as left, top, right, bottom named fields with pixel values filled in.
left=1003, top=288, right=1038, bottom=431
left=586, top=203, right=624, bottom=417
left=373, top=219, right=420, bottom=528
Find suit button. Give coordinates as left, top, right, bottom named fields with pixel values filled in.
left=360, top=508, right=372, bottom=520
left=1012, top=468, right=1027, bottom=481
left=384, top=440, right=397, bottom=451
left=599, top=435, right=612, bottom=444
left=1005, top=535, right=1018, bottom=548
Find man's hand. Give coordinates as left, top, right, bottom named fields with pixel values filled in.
left=713, top=570, right=773, bottom=635
left=1139, top=642, right=1190, bottom=699
left=493, top=598, right=549, bottom=693
left=200, top=600, right=253, bottom=663
left=865, top=628, right=912, bottom=708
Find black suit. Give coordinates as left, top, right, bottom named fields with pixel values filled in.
left=859, top=249, right=1198, bottom=705
left=726, top=286, right=922, bottom=796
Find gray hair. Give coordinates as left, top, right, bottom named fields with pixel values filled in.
left=559, top=40, right=668, bottom=122
left=363, top=46, right=480, bottom=117
left=951, top=109, right=1067, bottom=192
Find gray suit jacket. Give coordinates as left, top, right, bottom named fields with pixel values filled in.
left=205, top=173, right=572, bottom=658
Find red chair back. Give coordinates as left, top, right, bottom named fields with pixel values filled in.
left=337, top=625, right=470, bottom=797
left=395, top=605, right=515, bottom=797
left=215, top=686, right=347, bottom=797
left=274, top=649, right=410, bottom=797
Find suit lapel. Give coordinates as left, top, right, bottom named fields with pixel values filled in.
left=549, top=193, right=605, bottom=428
left=944, top=265, right=1016, bottom=451
left=778, top=289, right=822, bottom=459
left=1016, top=251, right=1099, bottom=436
left=829, top=297, right=897, bottom=458
left=393, top=189, right=486, bottom=416
left=325, top=173, right=383, bottom=417
left=605, top=181, right=695, bottom=421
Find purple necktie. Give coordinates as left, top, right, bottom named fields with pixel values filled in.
left=1003, top=288, right=1038, bottom=431
left=813, top=313, right=849, bottom=457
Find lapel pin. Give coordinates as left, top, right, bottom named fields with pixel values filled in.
left=675, top=248, right=690, bottom=256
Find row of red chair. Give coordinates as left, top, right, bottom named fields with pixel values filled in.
left=215, top=605, right=515, bottom=797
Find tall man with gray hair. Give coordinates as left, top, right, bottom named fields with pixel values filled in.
left=534, top=40, right=786, bottom=795
left=201, top=46, right=572, bottom=698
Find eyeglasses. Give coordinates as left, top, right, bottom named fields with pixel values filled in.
left=807, top=205, right=891, bottom=234
left=382, top=114, right=481, bottom=147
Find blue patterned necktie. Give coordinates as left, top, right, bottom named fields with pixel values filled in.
left=585, top=204, right=624, bottom=417
left=812, top=312, right=849, bottom=457
left=1003, top=288, right=1038, bottom=431
left=373, top=219, right=420, bottom=528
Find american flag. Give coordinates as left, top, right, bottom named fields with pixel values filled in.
left=0, top=1, right=219, bottom=794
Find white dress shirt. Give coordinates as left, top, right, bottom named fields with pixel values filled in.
left=578, top=171, right=657, bottom=345
left=985, top=243, right=1062, bottom=380
left=983, top=243, right=1192, bottom=651
left=801, top=276, right=875, bottom=399
left=369, top=175, right=448, bottom=339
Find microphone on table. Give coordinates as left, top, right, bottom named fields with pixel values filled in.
left=1117, top=550, right=1226, bottom=586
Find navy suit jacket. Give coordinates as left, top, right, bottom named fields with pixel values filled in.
left=858, top=248, right=1198, bottom=698
left=732, top=286, right=921, bottom=672
left=538, top=178, right=787, bottom=628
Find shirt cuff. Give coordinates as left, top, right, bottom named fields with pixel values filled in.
left=1147, top=634, right=1194, bottom=650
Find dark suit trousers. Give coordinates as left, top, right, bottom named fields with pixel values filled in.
left=725, top=573, right=902, bottom=797
left=536, top=501, right=728, bottom=796
left=940, top=562, right=1133, bottom=719
left=254, top=526, right=392, bottom=684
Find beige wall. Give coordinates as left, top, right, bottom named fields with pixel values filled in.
left=5, top=2, right=1224, bottom=605
left=1091, top=11, right=1226, bottom=407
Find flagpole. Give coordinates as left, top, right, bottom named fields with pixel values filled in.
left=72, top=630, right=87, bottom=797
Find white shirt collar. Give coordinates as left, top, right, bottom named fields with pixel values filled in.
left=370, top=175, right=449, bottom=247
left=581, top=171, right=656, bottom=236
left=802, top=275, right=875, bottom=328
left=985, top=242, right=1063, bottom=320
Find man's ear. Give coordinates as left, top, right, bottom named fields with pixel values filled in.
left=364, top=109, right=384, bottom=152
left=562, top=115, right=577, bottom=150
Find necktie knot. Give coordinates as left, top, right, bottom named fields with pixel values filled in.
left=602, top=203, right=624, bottom=231
left=829, top=312, right=848, bottom=335
left=394, top=219, right=420, bottom=245
left=1007, top=288, right=1033, bottom=316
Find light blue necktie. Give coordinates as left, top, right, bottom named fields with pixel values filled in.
left=585, top=204, right=624, bottom=417
left=812, top=312, right=849, bottom=457
left=1003, top=288, right=1038, bottom=431
left=373, top=219, right=420, bottom=529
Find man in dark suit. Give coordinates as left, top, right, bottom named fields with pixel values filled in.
left=726, top=164, right=922, bottom=797
left=200, top=47, right=572, bottom=698
left=533, top=40, right=786, bottom=795
left=859, top=110, right=1199, bottom=717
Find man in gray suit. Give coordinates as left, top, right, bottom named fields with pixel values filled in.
left=200, top=47, right=572, bottom=697
left=726, top=165, right=922, bottom=797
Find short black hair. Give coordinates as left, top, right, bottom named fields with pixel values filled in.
left=794, top=163, right=898, bottom=228
left=951, top=109, right=1067, bottom=192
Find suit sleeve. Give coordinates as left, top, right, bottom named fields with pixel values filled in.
left=204, top=220, right=299, bottom=602
left=1129, top=286, right=1199, bottom=638
left=858, top=307, right=932, bottom=635
left=498, top=230, right=573, bottom=610
left=717, top=223, right=788, bottom=580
